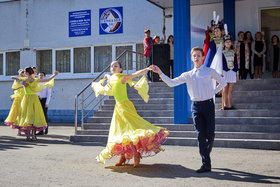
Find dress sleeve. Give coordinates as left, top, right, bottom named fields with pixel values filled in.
left=130, top=76, right=149, bottom=103
left=92, top=78, right=113, bottom=97
left=30, top=78, right=54, bottom=92
left=11, top=80, right=23, bottom=90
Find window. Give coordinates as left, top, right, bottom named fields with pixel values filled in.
left=116, top=45, right=133, bottom=70
left=74, top=47, right=91, bottom=73
left=37, top=50, right=52, bottom=74
left=56, top=50, right=70, bottom=73
left=0, top=53, right=3, bottom=75
left=136, top=43, right=146, bottom=70
left=94, top=46, right=112, bottom=72
left=6, top=51, right=20, bottom=76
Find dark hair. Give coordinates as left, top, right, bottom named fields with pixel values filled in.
left=255, top=32, right=262, bottom=40
left=167, top=35, right=174, bottom=44
left=24, top=67, right=34, bottom=75
left=144, top=29, right=150, bottom=33
left=238, top=31, right=244, bottom=37
left=271, top=35, right=279, bottom=43
left=39, top=72, right=46, bottom=76
left=191, top=47, right=204, bottom=56
left=244, top=31, right=253, bottom=41
left=32, top=66, right=37, bottom=70
left=111, top=61, right=123, bottom=73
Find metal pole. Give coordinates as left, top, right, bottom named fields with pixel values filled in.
left=126, top=51, right=129, bottom=74
left=81, top=93, right=84, bottom=129
left=99, top=95, right=102, bottom=110
left=74, top=96, right=78, bottom=135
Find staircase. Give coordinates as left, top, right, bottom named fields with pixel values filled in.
left=70, top=79, right=280, bottom=150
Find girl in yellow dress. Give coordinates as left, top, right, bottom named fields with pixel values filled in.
left=5, top=69, right=26, bottom=136
left=11, top=67, right=58, bottom=140
left=92, top=61, right=169, bottom=167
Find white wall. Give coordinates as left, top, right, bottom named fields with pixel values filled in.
left=0, top=1, right=22, bottom=50
left=0, top=0, right=164, bottom=112
left=29, top=0, right=163, bottom=48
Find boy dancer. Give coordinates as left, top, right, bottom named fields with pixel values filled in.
left=151, top=47, right=226, bottom=173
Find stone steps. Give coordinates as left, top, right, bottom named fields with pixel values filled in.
left=101, top=104, right=174, bottom=110
left=87, top=116, right=174, bottom=124
left=69, top=135, right=280, bottom=150
left=70, top=78, right=280, bottom=150
left=104, top=98, right=174, bottom=105
left=215, top=109, right=280, bottom=117
left=93, top=110, right=174, bottom=117
left=82, top=123, right=280, bottom=133
left=215, top=103, right=280, bottom=110
left=76, top=129, right=280, bottom=140
left=215, top=96, right=280, bottom=103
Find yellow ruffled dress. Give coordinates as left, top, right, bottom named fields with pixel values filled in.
left=11, top=78, right=54, bottom=132
left=4, top=80, right=25, bottom=127
left=92, top=73, right=169, bottom=164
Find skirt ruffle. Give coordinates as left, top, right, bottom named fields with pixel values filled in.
left=96, top=128, right=169, bottom=164
left=96, top=100, right=169, bottom=164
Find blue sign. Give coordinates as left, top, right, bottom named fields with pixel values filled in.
left=69, top=10, right=91, bottom=37
left=99, top=7, right=123, bottom=35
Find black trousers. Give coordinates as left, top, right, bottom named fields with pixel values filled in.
left=39, top=98, right=48, bottom=133
left=145, top=56, right=152, bottom=81
left=191, top=98, right=215, bottom=167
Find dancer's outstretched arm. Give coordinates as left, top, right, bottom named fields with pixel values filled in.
left=39, top=71, right=59, bottom=82
left=121, top=67, right=151, bottom=83
left=150, top=65, right=186, bottom=87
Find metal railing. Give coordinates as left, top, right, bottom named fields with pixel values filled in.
left=74, top=50, right=146, bottom=134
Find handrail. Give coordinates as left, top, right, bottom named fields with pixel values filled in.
left=74, top=50, right=145, bottom=135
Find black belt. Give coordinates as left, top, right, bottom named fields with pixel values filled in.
left=39, top=97, right=47, bottom=100
left=193, top=98, right=213, bottom=104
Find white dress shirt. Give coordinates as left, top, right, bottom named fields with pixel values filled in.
left=160, top=65, right=227, bottom=101
left=37, top=87, right=52, bottom=105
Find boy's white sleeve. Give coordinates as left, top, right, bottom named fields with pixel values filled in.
left=159, top=73, right=187, bottom=87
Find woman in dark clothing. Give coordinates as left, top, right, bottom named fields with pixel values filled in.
left=244, top=31, right=254, bottom=79
left=251, top=32, right=266, bottom=79
left=267, top=35, right=280, bottom=78
left=234, top=31, right=249, bottom=80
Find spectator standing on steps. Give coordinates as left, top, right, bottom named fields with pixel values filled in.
left=267, top=35, right=280, bottom=78
left=143, top=29, right=154, bottom=82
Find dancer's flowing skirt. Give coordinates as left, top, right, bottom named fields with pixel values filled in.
left=4, top=95, right=23, bottom=127
left=9, top=94, right=47, bottom=132
left=96, top=100, right=169, bottom=164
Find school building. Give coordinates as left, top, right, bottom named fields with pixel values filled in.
left=0, top=0, right=280, bottom=123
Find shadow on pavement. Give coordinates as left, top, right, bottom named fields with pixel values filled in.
left=0, top=135, right=106, bottom=151
left=105, top=164, right=280, bottom=184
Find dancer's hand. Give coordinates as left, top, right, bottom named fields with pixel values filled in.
left=104, top=74, right=110, bottom=80
left=54, top=71, right=59, bottom=76
left=150, top=65, right=162, bottom=75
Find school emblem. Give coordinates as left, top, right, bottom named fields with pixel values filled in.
left=99, top=7, right=123, bottom=34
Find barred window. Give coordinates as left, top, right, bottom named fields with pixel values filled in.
left=136, top=43, right=146, bottom=70
left=37, top=50, right=52, bottom=74
left=94, top=46, right=112, bottom=72
left=0, top=53, right=3, bottom=75
left=74, top=47, right=91, bottom=73
left=6, top=51, right=20, bottom=76
left=116, top=46, right=133, bottom=70
left=56, top=50, right=70, bottom=73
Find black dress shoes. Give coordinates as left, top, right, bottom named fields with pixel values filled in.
left=36, top=131, right=44, bottom=135
left=196, top=165, right=211, bottom=173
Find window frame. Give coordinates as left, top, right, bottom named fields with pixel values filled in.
left=0, top=43, right=145, bottom=81
left=0, top=52, right=5, bottom=77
